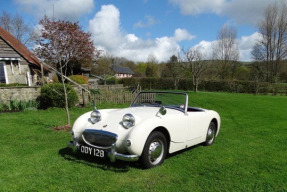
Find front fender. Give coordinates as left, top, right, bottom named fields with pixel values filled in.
left=72, top=111, right=91, bottom=139
left=126, top=117, right=163, bottom=156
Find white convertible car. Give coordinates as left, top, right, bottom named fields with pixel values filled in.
left=69, top=91, right=221, bottom=168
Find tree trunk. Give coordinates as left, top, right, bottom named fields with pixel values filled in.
left=174, top=79, right=178, bottom=90
left=60, top=65, right=70, bottom=125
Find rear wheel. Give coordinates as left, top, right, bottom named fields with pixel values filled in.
left=140, top=131, right=167, bottom=169
left=204, top=122, right=216, bottom=146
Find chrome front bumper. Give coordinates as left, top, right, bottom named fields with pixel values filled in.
left=68, top=141, right=139, bottom=162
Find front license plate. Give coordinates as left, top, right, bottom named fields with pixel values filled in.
left=78, top=145, right=105, bottom=158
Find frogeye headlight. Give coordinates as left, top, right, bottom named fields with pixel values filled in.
left=122, top=114, right=135, bottom=129
left=90, top=110, right=101, bottom=124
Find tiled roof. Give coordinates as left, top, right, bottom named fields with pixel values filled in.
left=111, top=65, right=135, bottom=75
left=0, top=26, right=48, bottom=71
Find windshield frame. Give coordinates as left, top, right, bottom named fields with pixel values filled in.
left=130, top=91, right=188, bottom=113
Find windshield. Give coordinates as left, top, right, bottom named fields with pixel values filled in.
left=130, top=92, right=187, bottom=112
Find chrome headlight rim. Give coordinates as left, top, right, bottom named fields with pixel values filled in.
left=122, top=113, right=135, bottom=129
left=90, top=110, right=101, bottom=124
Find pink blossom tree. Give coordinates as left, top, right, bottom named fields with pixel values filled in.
left=34, top=16, right=95, bottom=125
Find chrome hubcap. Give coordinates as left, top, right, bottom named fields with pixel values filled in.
left=207, top=127, right=215, bottom=144
left=148, top=139, right=164, bottom=165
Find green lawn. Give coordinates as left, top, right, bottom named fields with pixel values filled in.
left=0, top=92, right=286, bottom=192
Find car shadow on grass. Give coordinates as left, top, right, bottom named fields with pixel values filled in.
left=58, top=147, right=140, bottom=172
left=59, top=143, right=206, bottom=172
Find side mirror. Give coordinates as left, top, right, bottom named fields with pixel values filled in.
left=159, top=106, right=167, bottom=116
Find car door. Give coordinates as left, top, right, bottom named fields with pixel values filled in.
left=163, top=109, right=189, bottom=153
left=187, top=111, right=209, bottom=147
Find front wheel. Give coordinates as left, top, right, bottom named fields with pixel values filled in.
left=140, top=131, right=167, bottom=169
left=204, top=122, right=216, bottom=146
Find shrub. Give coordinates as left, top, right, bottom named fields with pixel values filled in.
left=0, top=100, right=39, bottom=112
left=68, top=75, right=88, bottom=84
left=39, top=83, right=78, bottom=109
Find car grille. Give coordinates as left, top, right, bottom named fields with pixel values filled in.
left=82, top=129, right=118, bottom=148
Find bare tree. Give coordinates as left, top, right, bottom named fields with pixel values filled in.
left=212, top=24, right=239, bottom=80
left=34, top=16, right=95, bottom=125
left=254, top=1, right=287, bottom=85
left=184, top=48, right=208, bottom=92
left=0, top=11, right=32, bottom=46
left=0, top=11, right=12, bottom=32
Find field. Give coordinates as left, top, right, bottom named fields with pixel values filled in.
left=0, top=92, right=286, bottom=191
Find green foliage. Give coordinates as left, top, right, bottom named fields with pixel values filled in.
left=98, top=75, right=117, bottom=85
left=39, top=83, right=78, bottom=109
left=234, top=66, right=250, bottom=81
left=0, top=100, right=39, bottom=112
left=92, top=57, right=114, bottom=76
left=120, top=77, right=193, bottom=90
left=145, top=64, right=159, bottom=77
left=0, top=83, right=28, bottom=87
left=68, top=75, right=88, bottom=84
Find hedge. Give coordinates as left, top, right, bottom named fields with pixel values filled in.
left=119, top=77, right=287, bottom=95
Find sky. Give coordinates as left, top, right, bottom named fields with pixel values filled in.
left=0, top=0, right=279, bottom=62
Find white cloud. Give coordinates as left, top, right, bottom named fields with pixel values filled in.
left=192, top=32, right=259, bottom=61
left=170, top=0, right=279, bottom=25
left=174, top=28, right=195, bottom=42
left=134, top=16, right=158, bottom=28
left=238, top=32, right=260, bottom=61
left=14, top=0, right=94, bottom=20
left=125, top=34, right=139, bottom=42
left=88, top=5, right=122, bottom=51
left=193, top=40, right=214, bottom=58
left=88, top=5, right=194, bottom=62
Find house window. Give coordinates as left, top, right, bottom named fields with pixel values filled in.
left=0, top=62, right=6, bottom=83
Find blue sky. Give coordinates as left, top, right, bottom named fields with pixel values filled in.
left=0, top=0, right=277, bottom=62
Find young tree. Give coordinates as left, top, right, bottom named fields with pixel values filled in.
left=34, top=16, right=95, bottom=125
left=212, top=24, right=239, bottom=80
left=254, top=1, right=287, bottom=84
left=184, top=48, right=208, bottom=92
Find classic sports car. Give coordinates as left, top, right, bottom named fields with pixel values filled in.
left=69, top=91, right=220, bottom=168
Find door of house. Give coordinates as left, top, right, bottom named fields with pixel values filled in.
left=0, top=62, right=6, bottom=83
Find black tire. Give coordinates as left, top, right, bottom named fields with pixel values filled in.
left=140, top=131, right=167, bottom=169
left=204, top=122, right=216, bottom=146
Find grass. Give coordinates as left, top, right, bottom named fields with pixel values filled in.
left=0, top=92, right=286, bottom=191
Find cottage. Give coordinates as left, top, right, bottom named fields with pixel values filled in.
left=111, top=65, right=135, bottom=78
left=0, top=26, right=48, bottom=86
